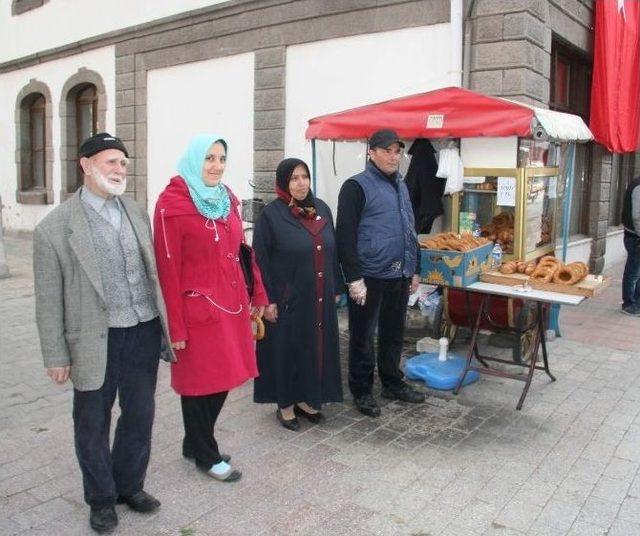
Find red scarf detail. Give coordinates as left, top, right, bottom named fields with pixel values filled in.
left=276, top=185, right=317, bottom=220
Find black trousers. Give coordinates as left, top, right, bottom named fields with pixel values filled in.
left=181, top=391, right=228, bottom=470
left=347, top=276, right=410, bottom=398
left=72, top=318, right=161, bottom=508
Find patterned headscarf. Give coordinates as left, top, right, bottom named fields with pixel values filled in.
left=177, top=134, right=230, bottom=220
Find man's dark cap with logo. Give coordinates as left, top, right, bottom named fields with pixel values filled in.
left=368, top=129, right=405, bottom=150
left=79, top=132, right=129, bottom=158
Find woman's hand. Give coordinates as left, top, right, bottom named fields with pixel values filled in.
left=171, top=340, right=186, bottom=350
left=251, top=305, right=265, bottom=319
left=263, top=304, right=278, bottom=323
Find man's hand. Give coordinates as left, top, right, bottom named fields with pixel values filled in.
left=348, top=279, right=367, bottom=306
left=263, top=304, right=278, bottom=323
left=171, top=341, right=186, bottom=350
left=251, top=305, right=265, bottom=319
left=410, top=274, right=420, bottom=294
left=46, top=366, right=70, bottom=385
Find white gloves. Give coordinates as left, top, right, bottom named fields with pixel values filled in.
left=348, top=278, right=367, bottom=306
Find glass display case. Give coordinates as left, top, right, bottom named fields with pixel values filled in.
left=450, top=167, right=561, bottom=262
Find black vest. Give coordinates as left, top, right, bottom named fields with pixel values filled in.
left=622, top=176, right=640, bottom=234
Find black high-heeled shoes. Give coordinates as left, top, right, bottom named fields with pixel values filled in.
left=294, top=405, right=326, bottom=424
left=276, top=408, right=300, bottom=431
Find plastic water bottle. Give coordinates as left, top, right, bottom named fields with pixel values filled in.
left=491, top=242, right=503, bottom=270
left=438, top=337, right=449, bottom=362
left=472, top=222, right=481, bottom=238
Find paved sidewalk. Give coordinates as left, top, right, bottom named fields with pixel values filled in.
left=1, top=234, right=640, bottom=536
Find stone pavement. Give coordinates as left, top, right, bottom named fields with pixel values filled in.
left=1, top=233, right=640, bottom=536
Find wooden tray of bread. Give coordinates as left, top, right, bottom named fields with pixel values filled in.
left=480, top=256, right=610, bottom=297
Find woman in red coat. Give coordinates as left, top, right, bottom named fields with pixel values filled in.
left=154, top=134, right=267, bottom=482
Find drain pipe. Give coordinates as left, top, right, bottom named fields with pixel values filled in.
left=462, top=0, right=478, bottom=88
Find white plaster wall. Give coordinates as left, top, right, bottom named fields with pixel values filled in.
left=461, top=137, right=518, bottom=168
left=285, top=24, right=453, bottom=215
left=0, top=46, right=116, bottom=231
left=604, top=228, right=626, bottom=269
left=147, top=53, right=255, bottom=220
left=1, top=0, right=227, bottom=64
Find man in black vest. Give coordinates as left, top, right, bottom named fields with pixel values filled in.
left=622, top=176, right=640, bottom=316
left=336, top=129, right=424, bottom=418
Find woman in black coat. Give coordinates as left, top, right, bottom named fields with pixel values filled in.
left=253, top=158, right=343, bottom=430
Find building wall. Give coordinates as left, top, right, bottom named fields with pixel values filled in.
left=0, top=46, right=116, bottom=230
left=1, top=0, right=226, bottom=64
left=468, top=0, right=593, bottom=106
left=284, top=23, right=454, bottom=212
left=0, top=0, right=450, bottom=231
left=146, top=53, right=255, bottom=219
left=113, top=0, right=449, bottom=209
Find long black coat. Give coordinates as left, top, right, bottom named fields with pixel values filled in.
left=252, top=198, right=343, bottom=409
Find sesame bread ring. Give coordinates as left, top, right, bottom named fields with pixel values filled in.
left=553, top=266, right=579, bottom=285
left=500, top=261, right=517, bottom=274
left=531, top=266, right=555, bottom=283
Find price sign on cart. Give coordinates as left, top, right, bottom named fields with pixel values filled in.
left=497, top=177, right=517, bottom=206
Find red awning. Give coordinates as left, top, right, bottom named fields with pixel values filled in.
left=305, top=87, right=535, bottom=141
left=589, top=0, right=640, bottom=153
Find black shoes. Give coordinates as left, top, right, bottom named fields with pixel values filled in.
left=116, top=490, right=161, bottom=513
left=89, top=506, right=118, bottom=533
left=354, top=394, right=381, bottom=417
left=294, top=405, right=326, bottom=424
left=381, top=383, right=426, bottom=403
left=276, top=408, right=300, bottom=431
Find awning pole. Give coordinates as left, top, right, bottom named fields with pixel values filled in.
left=312, top=139, right=317, bottom=193
left=561, top=142, right=576, bottom=263
left=549, top=141, right=577, bottom=337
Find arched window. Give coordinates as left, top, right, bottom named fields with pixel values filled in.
left=60, top=70, right=106, bottom=197
left=29, top=94, right=46, bottom=190
left=15, top=81, right=53, bottom=204
left=72, top=84, right=98, bottom=192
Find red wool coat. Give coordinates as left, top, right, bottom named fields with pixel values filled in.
left=153, top=177, right=268, bottom=396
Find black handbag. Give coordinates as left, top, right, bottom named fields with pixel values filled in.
left=239, top=242, right=255, bottom=298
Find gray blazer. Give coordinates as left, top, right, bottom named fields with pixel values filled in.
left=33, top=190, right=175, bottom=391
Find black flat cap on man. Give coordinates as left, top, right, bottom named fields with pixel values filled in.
left=79, top=132, right=129, bottom=158
left=368, top=129, right=405, bottom=150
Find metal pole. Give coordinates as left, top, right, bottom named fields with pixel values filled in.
left=561, top=142, right=576, bottom=263
left=549, top=142, right=576, bottom=336
left=311, top=139, right=317, bottom=194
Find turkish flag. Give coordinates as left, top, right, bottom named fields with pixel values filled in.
left=589, top=0, right=640, bottom=153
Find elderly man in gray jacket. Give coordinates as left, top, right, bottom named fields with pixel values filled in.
left=33, top=133, right=173, bottom=534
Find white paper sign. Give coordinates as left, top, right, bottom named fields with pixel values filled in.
left=548, top=176, right=557, bottom=199
left=426, top=114, right=444, bottom=128
left=497, top=177, right=517, bottom=206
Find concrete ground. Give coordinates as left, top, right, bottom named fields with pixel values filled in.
left=1, top=234, right=640, bottom=536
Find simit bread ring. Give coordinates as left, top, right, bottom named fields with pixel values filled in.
left=553, top=266, right=579, bottom=285
left=531, top=266, right=555, bottom=283
left=500, top=261, right=517, bottom=274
